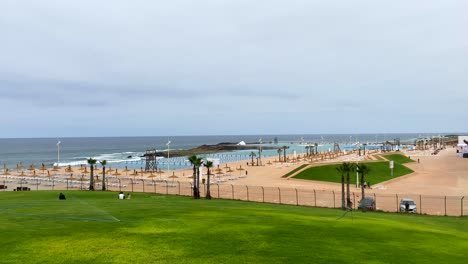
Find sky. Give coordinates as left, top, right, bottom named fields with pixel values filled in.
left=0, top=0, right=467, bottom=138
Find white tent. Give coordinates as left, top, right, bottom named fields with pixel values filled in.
left=237, top=141, right=246, bottom=146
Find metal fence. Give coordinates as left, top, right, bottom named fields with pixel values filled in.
left=1, top=178, right=466, bottom=216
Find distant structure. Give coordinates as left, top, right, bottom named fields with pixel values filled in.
left=333, top=142, right=341, bottom=152
left=144, top=148, right=157, bottom=172
left=274, top=137, right=278, bottom=144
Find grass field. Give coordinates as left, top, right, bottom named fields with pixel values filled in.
left=293, top=161, right=414, bottom=185
left=383, top=153, right=415, bottom=164
left=0, top=191, right=466, bottom=264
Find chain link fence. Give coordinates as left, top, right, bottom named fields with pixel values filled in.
left=1, top=177, right=466, bottom=216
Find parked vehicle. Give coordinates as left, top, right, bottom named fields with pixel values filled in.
left=358, top=197, right=375, bottom=211
left=400, top=198, right=417, bottom=213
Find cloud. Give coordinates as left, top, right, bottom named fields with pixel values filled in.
left=0, top=0, right=467, bottom=137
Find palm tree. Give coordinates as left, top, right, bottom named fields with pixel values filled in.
left=356, top=163, right=370, bottom=200
left=277, top=148, right=282, bottom=162
left=282, top=146, right=289, bottom=162
left=87, top=158, right=97, bottom=191
left=336, top=163, right=346, bottom=210
left=188, top=155, right=203, bottom=199
left=249, top=151, right=256, bottom=166
left=305, top=146, right=310, bottom=156
left=100, top=160, right=107, bottom=191
left=204, top=160, right=214, bottom=200
left=342, top=162, right=354, bottom=209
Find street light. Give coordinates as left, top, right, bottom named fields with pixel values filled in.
left=56, top=140, right=61, bottom=165
left=166, top=140, right=171, bottom=172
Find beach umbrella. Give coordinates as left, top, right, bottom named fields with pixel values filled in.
left=65, top=165, right=73, bottom=173
left=226, top=167, right=234, bottom=173
left=2, top=164, right=9, bottom=172
left=39, top=164, right=47, bottom=176
left=66, top=174, right=77, bottom=181
left=27, top=165, right=35, bottom=171
left=266, top=160, right=273, bottom=165
left=16, top=163, right=24, bottom=172
left=168, top=172, right=178, bottom=183
left=236, top=165, right=245, bottom=176
left=113, top=169, right=122, bottom=177
left=18, top=171, right=26, bottom=177
left=156, top=169, right=165, bottom=180
left=123, top=166, right=131, bottom=177
left=1, top=169, right=11, bottom=176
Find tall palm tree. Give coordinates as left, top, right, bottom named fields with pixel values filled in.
left=305, top=146, right=310, bottom=156
left=342, top=162, right=354, bottom=209
left=87, top=158, right=97, bottom=191
left=277, top=148, right=282, bottom=162
left=188, top=155, right=203, bottom=199
left=100, top=160, right=107, bottom=191
left=204, top=160, right=214, bottom=199
left=356, top=163, right=370, bottom=200
left=249, top=151, right=256, bottom=166
left=282, top=146, right=289, bottom=162
left=336, top=163, right=346, bottom=210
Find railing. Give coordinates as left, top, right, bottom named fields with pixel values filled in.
left=1, top=178, right=466, bottom=216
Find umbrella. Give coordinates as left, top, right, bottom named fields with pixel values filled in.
left=66, top=174, right=77, bottom=181
left=1, top=169, right=11, bottom=176
left=156, top=169, right=165, bottom=180
left=123, top=166, right=131, bottom=177
left=16, top=163, right=24, bottom=172
left=168, top=172, right=178, bottom=183
left=2, top=164, right=9, bottom=172
left=113, top=169, right=122, bottom=177
left=39, top=164, right=47, bottom=176
left=52, top=166, right=60, bottom=172
left=226, top=167, right=234, bottom=173
left=27, top=165, right=35, bottom=171
left=18, top=171, right=26, bottom=177
left=236, top=165, right=245, bottom=176
left=65, top=165, right=73, bottom=173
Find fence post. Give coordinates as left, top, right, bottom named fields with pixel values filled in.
left=445, top=196, right=447, bottom=216
left=420, top=195, right=422, bottom=214
left=217, top=184, right=220, bottom=198
left=119, top=179, right=121, bottom=192
left=131, top=179, right=134, bottom=193
left=142, top=179, right=145, bottom=193
left=374, top=193, right=376, bottom=209
left=461, top=196, right=464, bottom=217
left=353, top=192, right=356, bottom=210
left=178, top=181, right=180, bottom=195
left=278, top=187, right=281, bottom=204
left=396, top=194, right=399, bottom=212
left=231, top=184, right=234, bottom=199
left=295, top=188, right=299, bottom=206
left=262, top=186, right=264, bottom=203
left=314, top=189, right=316, bottom=207
left=52, top=179, right=55, bottom=190
left=333, top=191, right=336, bottom=208
left=165, top=180, right=168, bottom=195
left=246, top=185, right=249, bottom=201
left=66, top=180, right=69, bottom=190
left=153, top=180, right=156, bottom=193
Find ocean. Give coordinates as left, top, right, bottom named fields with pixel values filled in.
left=0, top=133, right=432, bottom=171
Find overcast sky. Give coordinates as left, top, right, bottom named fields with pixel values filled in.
left=0, top=0, right=466, bottom=138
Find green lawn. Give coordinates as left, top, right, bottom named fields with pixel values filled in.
left=0, top=191, right=466, bottom=264
left=293, top=161, right=414, bottom=185
left=383, top=153, right=415, bottom=164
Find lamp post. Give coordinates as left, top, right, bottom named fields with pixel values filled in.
left=56, top=140, right=61, bottom=165
left=166, top=140, right=171, bottom=172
